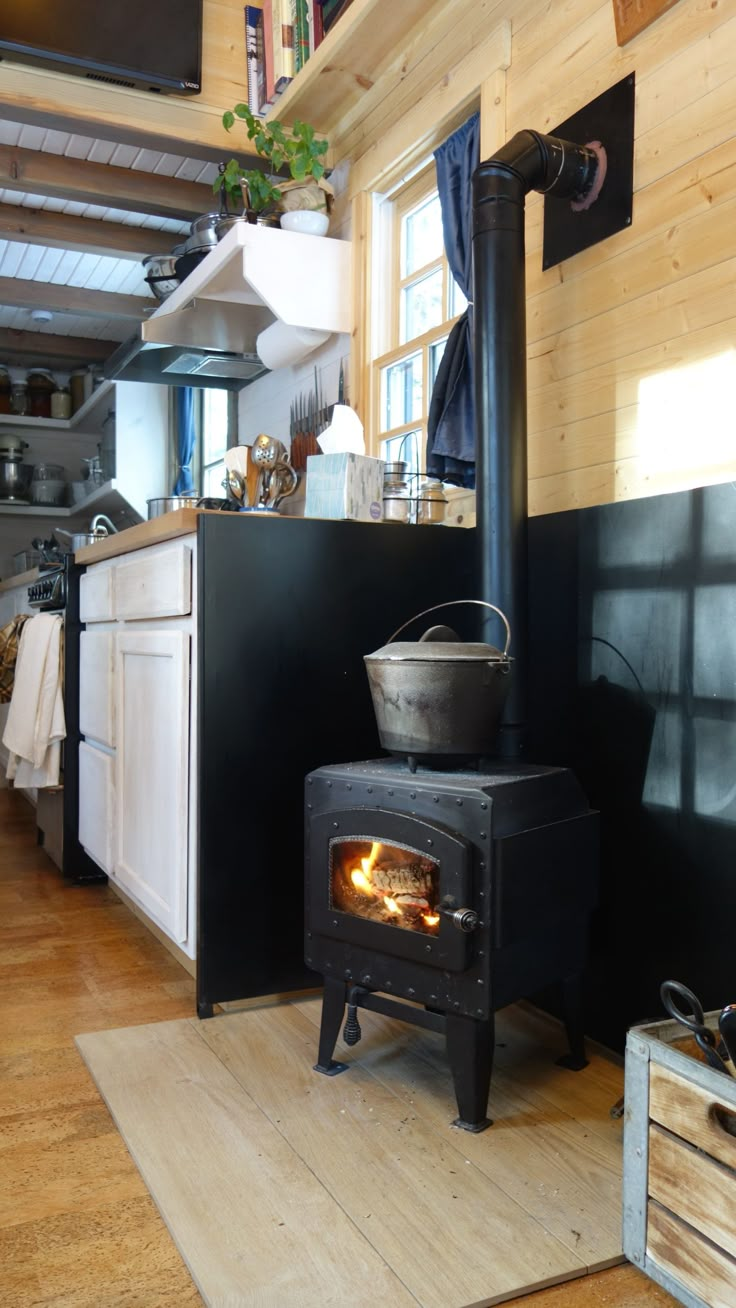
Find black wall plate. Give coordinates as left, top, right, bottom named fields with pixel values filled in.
left=542, top=74, right=635, bottom=270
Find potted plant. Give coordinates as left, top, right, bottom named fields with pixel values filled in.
left=219, top=105, right=333, bottom=234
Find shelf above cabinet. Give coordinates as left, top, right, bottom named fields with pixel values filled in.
left=0, top=480, right=142, bottom=524
left=264, top=0, right=429, bottom=137
left=141, top=222, right=351, bottom=354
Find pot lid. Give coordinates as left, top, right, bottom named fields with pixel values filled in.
left=366, top=601, right=512, bottom=663
left=366, top=638, right=509, bottom=663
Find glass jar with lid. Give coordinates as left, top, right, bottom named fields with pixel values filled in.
left=27, top=369, right=55, bottom=419
left=10, top=380, right=28, bottom=416
left=416, top=478, right=447, bottom=525
left=51, top=386, right=72, bottom=420
left=382, top=462, right=413, bottom=523
left=0, top=365, right=11, bottom=415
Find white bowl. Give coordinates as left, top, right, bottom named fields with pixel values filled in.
left=280, top=210, right=330, bottom=237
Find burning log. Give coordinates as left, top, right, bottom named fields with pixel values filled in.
left=371, top=863, right=433, bottom=899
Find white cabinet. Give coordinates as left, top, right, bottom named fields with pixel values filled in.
left=78, top=741, right=115, bottom=873
left=77, top=536, right=197, bottom=957
left=114, top=629, right=190, bottom=943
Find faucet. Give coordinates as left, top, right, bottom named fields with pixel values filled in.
left=90, top=513, right=118, bottom=536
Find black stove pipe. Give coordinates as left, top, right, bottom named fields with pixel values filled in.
left=472, top=130, right=600, bottom=759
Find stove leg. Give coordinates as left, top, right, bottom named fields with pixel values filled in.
left=446, top=1012, right=494, bottom=1132
left=556, top=971, right=589, bottom=1071
left=313, top=976, right=350, bottom=1077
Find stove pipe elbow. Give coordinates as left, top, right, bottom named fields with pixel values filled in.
left=472, top=132, right=602, bottom=760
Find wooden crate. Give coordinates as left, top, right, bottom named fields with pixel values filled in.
left=624, top=1013, right=736, bottom=1308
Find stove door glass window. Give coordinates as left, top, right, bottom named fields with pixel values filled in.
left=330, top=838, right=440, bottom=935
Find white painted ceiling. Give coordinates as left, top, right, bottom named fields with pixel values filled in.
left=0, top=118, right=218, bottom=345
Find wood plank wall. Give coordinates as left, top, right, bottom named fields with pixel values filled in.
left=345, top=0, right=736, bottom=516
left=508, top=0, right=736, bottom=514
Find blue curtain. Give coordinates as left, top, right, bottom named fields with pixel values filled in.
left=426, top=112, right=480, bottom=487
left=173, top=387, right=196, bottom=495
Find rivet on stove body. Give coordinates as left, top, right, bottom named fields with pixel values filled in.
left=410, top=792, right=416, bottom=800
left=332, top=821, right=339, bottom=828
left=433, top=795, right=439, bottom=803
left=407, top=988, right=415, bottom=997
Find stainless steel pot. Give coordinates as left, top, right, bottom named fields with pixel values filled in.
left=364, top=600, right=512, bottom=762
left=147, top=495, right=201, bottom=519
left=189, top=213, right=222, bottom=247
left=55, top=525, right=111, bottom=551
left=142, top=253, right=180, bottom=301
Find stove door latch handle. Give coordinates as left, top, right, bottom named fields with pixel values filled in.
left=443, top=907, right=479, bottom=933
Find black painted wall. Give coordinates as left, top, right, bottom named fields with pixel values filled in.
left=528, top=481, right=736, bottom=1050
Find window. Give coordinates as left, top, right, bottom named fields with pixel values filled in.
left=370, top=167, right=466, bottom=477
left=198, top=389, right=233, bottom=496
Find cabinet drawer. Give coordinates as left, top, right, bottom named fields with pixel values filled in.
left=115, top=545, right=191, bottom=621
left=80, top=567, right=115, bottom=623
left=79, top=631, right=115, bottom=747
left=647, top=1202, right=736, bottom=1308
left=78, top=741, right=114, bottom=874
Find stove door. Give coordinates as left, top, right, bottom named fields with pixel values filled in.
left=308, top=808, right=473, bottom=971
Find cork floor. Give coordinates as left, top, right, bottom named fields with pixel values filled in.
left=0, top=787, right=677, bottom=1306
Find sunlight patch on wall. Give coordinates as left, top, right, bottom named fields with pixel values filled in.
left=637, top=350, right=736, bottom=474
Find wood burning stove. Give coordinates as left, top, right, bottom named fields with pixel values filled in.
left=305, top=759, right=598, bottom=1131
left=305, top=127, right=607, bottom=1131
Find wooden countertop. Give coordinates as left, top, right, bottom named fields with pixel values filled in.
left=0, top=566, right=40, bottom=593
left=74, top=508, right=204, bottom=564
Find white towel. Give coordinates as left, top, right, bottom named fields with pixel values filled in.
left=3, top=614, right=65, bottom=788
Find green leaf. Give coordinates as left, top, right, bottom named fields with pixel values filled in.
left=222, top=111, right=235, bottom=131
left=234, top=103, right=249, bottom=119
left=311, top=160, right=325, bottom=181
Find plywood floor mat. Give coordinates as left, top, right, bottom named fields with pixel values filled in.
left=76, top=999, right=626, bottom=1308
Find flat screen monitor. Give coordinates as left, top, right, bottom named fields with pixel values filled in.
left=0, top=1, right=202, bottom=95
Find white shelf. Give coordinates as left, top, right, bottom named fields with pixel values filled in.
left=0, top=381, right=115, bottom=435
left=142, top=222, right=352, bottom=354
left=0, top=479, right=142, bottom=525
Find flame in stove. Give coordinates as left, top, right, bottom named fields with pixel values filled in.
left=350, top=843, right=382, bottom=895
left=423, top=913, right=440, bottom=927
left=383, top=896, right=402, bottom=916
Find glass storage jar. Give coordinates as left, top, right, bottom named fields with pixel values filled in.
left=10, top=381, right=28, bottom=416
left=51, top=386, right=72, bottom=420
left=416, top=478, right=447, bottom=525
left=31, top=462, right=67, bottom=506
left=27, top=369, right=55, bottom=419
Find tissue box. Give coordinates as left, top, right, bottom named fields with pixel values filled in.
left=304, top=453, right=384, bottom=522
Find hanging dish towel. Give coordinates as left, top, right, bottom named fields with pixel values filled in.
left=0, top=613, right=31, bottom=703
left=3, top=613, right=65, bottom=788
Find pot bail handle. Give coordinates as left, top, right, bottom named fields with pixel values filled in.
left=386, top=600, right=512, bottom=657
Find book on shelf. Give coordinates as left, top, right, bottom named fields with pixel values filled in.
left=245, top=5, right=262, bottom=114
left=262, top=0, right=276, bottom=104
left=271, top=0, right=294, bottom=96
left=315, top=0, right=354, bottom=30
left=291, top=0, right=310, bottom=71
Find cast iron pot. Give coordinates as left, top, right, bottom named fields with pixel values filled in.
left=364, top=600, right=512, bottom=763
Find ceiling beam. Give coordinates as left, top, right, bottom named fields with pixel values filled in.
left=0, top=143, right=213, bottom=221
left=0, top=277, right=151, bottom=321
left=0, top=203, right=177, bottom=260
left=0, top=327, right=115, bottom=366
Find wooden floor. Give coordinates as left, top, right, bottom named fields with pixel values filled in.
left=0, top=787, right=677, bottom=1306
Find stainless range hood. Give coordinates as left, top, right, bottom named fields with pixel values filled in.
left=104, top=336, right=270, bottom=392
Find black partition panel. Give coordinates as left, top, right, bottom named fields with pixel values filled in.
left=527, top=482, right=736, bottom=1051
left=196, top=515, right=475, bottom=1015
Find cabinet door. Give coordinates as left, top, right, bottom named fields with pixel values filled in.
left=79, top=631, right=115, bottom=747
left=114, top=629, right=190, bottom=942
left=79, top=741, right=114, bottom=873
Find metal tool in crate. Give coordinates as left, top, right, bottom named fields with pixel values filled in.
left=660, top=980, right=736, bottom=1076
